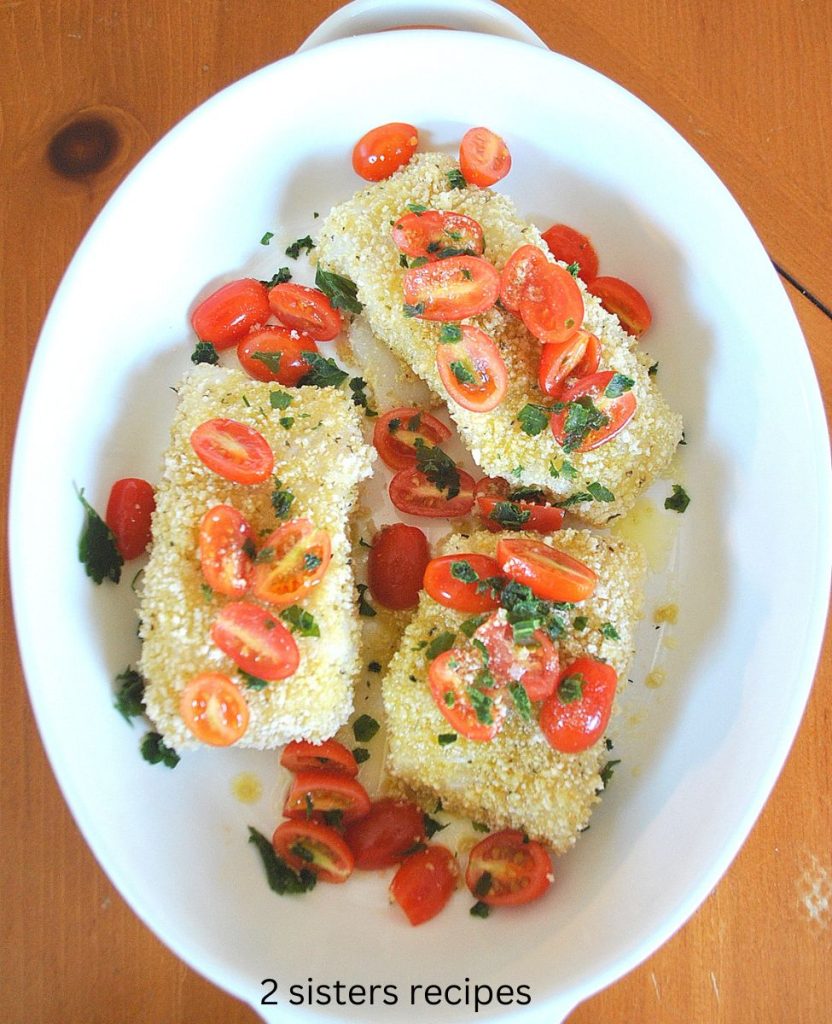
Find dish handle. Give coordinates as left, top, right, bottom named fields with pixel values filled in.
left=297, top=0, right=547, bottom=52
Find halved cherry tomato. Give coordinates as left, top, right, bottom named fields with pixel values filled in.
left=280, top=738, right=359, bottom=777
left=519, top=261, right=585, bottom=345
left=267, top=283, right=341, bottom=341
left=422, top=553, right=504, bottom=613
left=550, top=370, right=637, bottom=453
left=283, top=769, right=371, bottom=824
left=475, top=477, right=565, bottom=534
left=190, top=418, right=274, bottom=485
left=539, top=656, right=618, bottom=753
left=428, top=648, right=507, bottom=741
left=353, top=122, right=419, bottom=181
left=465, top=829, right=551, bottom=906
left=105, top=477, right=155, bottom=560
left=198, top=504, right=254, bottom=597
left=210, top=601, right=299, bottom=681
left=587, top=275, right=652, bottom=337
left=251, top=518, right=331, bottom=607
left=390, top=845, right=458, bottom=926
left=472, top=611, right=559, bottom=701
left=459, top=127, right=511, bottom=188
left=389, top=466, right=475, bottom=518
left=538, top=330, right=601, bottom=397
left=272, top=819, right=354, bottom=884
left=436, top=324, right=508, bottom=413
left=344, top=798, right=426, bottom=870
left=496, top=537, right=597, bottom=603
left=368, top=522, right=430, bottom=610
left=191, top=278, right=270, bottom=350
left=180, top=671, right=249, bottom=746
left=402, top=255, right=500, bottom=321
left=236, top=326, right=319, bottom=385
left=372, top=407, right=452, bottom=471
left=541, top=224, right=599, bottom=283
left=499, top=244, right=549, bottom=313
left=392, top=210, right=484, bottom=261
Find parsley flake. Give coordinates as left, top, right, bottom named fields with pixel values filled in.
left=517, top=404, right=551, bottom=436
left=298, top=352, right=349, bottom=389
left=353, top=714, right=380, bottom=742
left=446, top=168, right=467, bottom=190
left=426, top=631, right=456, bottom=660
left=248, top=826, right=316, bottom=895
left=140, top=731, right=180, bottom=769
left=279, top=606, right=320, bottom=637
left=665, top=484, right=691, bottom=513
left=191, top=340, right=219, bottom=365
left=76, top=486, right=123, bottom=585
left=285, top=235, right=314, bottom=259
left=413, top=438, right=461, bottom=499
left=314, top=266, right=363, bottom=314
left=356, top=583, right=376, bottom=617
left=114, top=667, right=145, bottom=723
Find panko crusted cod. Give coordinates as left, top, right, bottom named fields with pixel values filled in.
left=139, top=365, right=375, bottom=750
left=382, top=528, right=646, bottom=851
left=316, top=152, right=683, bottom=525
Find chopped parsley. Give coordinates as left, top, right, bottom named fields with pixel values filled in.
left=402, top=302, right=426, bottom=318
left=260, top=267, right=292, bottom=288
left=467, top=686, right=494, bottom=725
left=285, top=235, right=314, bottom=259
left=353, top=747, right=370, bottom=764
left=549, top=458, right=578, bottom=480
left=473, top=870, right=493, bottom=899
left=587, top=481, right=615, bottom=503
left=599, top=759, right=621, bottom=787
left=459, top=614, right=488, bottom=637
left=353, top=714, right=380, bottom=742
left=449, top=360, right=477, bottom=385
left=260, top=231, right=274, bottom=245
left=269, top=389, right=292, bottom=410
left=238, top=669, right=269, bottom=691
left=516, top=403, right=551, bottom=437
left=446, top=168, right=467, bottom=190
left=356, top=583, right=376, bottom=617
left=190, top=340, right=219, bottom=365
left=565, top=261, right=580, bottom=277
left=572, top=615, right=588, bottom=631
left=600, top=622, right=620, bottom=640
left=297, top=351, right=349, bottom=388
left=470, top=901, right=490, bottom=918
left=367, top=660, right=382, bottom=673
left=487, top=501, right=532, bottom=529
left=406, top=203, right=428, bottom=214
left=314, top=266, right=363, bottom=315
left=248, top=826, right=316, bottom=895
left=557, top=397, right=610, bottom=453
left=348, top=376, right=378, bottom=417
left=252, top=350, right=283, bottom=375
left=271, top=480, right=295, bottom=519
left=439, top=324, right=462, bottom=343
left=424, top=813, right=448, bottom=837
left=648, top=361, right=659, bottom=377
left=450, top=559, right=479, bottom=583
left=114, top=667, right=145, bottom=723
left=425, top=630, right=456, bottom=660
left=604, top=373, right=635, bottom=398
left=76, top=486, right=123, bottom=584
left=437, top=733, right=457, bottom=746
left=558, top=672, right=585, bottom=704
left=665, top=484, right=691, bottom=513
left=279, top=605, right=320, bottom=637
left=140, top=731, right=180, bottom=769
left=509, top=682, right=532, bottom=721
left=413, top=438, right=461, bottom=498
left=279, top=416, right=294, bottom=429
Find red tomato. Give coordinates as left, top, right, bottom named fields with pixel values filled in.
left=283, top=769, right=371, bottom=824
left=180, top=672, right=249, bottom=746
left=389, top=466, right=475, bottom=519
left=465, top=829, right=551, bottom=906
left=236, top=326, right=319, bottom=385
left=538, top=330, right=600, bottom=397
left=267, top=283, right=341, bottom=341
left=499, top=244, right=549, bottom=313
left=539, top=656, right=618, bottom=753
left=190, top=418, right=274, bottom=485
left=191, top=278, right=270, bottom=350
left=458, top=127, right=511, bottom=188
left=105, top=477, right=155, bottom=560
left=280, top=738, right=359, bottom=777
left=392, top=210, right=484, bottom=261
left=422, top=553, right=504, bottom=613
left=472, top=612, right=559, bottom=701
left=353, top=122, right=419, bottom=181
left=520, top=261, right=585, bottom=345
left=372, top=407, right=452, bottom=471
left=550, top=370, right=637, bottom=453
left=368, top=522, right=430, bottom=611
left=497, top=537, right=597, bottom=603
left=436, top=324, right=508, bottom=413
left=344, top=798, right=426, bottom=869
left=474, top=477, right=565, bottom=534
left=198, top=504, right=254, bottom=597
left=272, top=819, right=354, bottom=884
left=402, top=255, right=500, bottom=321
left=210, top=601, right=299, bottom=681
left=428, top=648, right=507, bottom=741
left=541, top=224, right=599, bottom=283
left=390, top=845, right=458, bottom=926
left=587, top=275, right=652, bottom=337
left=251, top=518, right=331, bottom=607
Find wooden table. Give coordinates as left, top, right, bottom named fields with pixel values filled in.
left=2, top=2, right=830, bottom=1021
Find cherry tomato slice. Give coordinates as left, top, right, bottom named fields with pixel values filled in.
left=475, top=477, right=565, bottom=535
left=344, top=798, right=426, bottom=869
left=402, top=255, right=500, bottom=321
left=251, top=518, right=331, bottom=607
left=499, top=244, right=549, bottom=314
left=280, top=738, right=359, bottom=777
left=422, top=553, right=504, bottom=613
left=389, top=466, right=475, bottom=519
left=519, top=261, right=585, bottom=345
left=180, top=672, right=249, bottom=746
left=459, top=127, right=511, bottom=188
left=550, top=370, right=637, bottom=453
left=436, top=324, right=508, bottom=413
left=538, top=330, right=601, bottom=397
left=191, top=278, right=270, bottom=350
left=390, top=845, right=459, bottom=926
left=541, top=224, right=599, bottom=283
left=267, top=283, right=341, bottom=341
left=353, top=122, right=419, bottom=181
left=465, top=829, right=551, bottom=906
left=392, top=210, right=484, bottom=261
left=236, top=326, right=319, bottom=385
left=539, top=656, right=618, bottom=753
left=210, top=600, right=299, bottom=681
left=368, top=522, right=430, bottom=611
left=496, top=537, right=597, bottom=603
left=428, top=648, right=507, bottom=742
left=587, top=275, right=652, bottom=337
left=272, top=819, right=354, bottom=884
left=190, top=418, right=274, bottom=485
left=472, top=611, right=559, bottom=701
left=372, top=407, right=452, bottom=471
left=105, top=477, right=155, bottom=560
left=283, top=769, right=371, bottom=824
left=198, top=504, right=254, bottom=597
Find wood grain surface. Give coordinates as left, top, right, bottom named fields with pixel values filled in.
left=2, top=2, right=830, bottom=1022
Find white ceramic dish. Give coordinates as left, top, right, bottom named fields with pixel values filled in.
left=9, top=2, right=831, bottom=1022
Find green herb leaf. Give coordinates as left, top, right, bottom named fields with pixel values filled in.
left=285, top=235, right=314, bottom=259
left=439, top=324, right=462, bottom=343
left=517, top=403, right=551, bottom=437
left=353, top=747, right=370, bottom=764
left=114, top=667, right=145, bottom=723
left=279, top=605, right=320, bottom=637
left=356, top=583, right=377, bottom=617
left=76, top=487, right=123, bottom=585
left=604, top=373, right=635, bottom=398
left=437, top=733, right=457, bottom=746
left=248, top=826, right=316, bottom=895
left=238, top=669, right=269, bottom=691
left=648, top=361, right=659, bottom=377
left=271, top=480, right=295, bottom=519
left=298, top=351, right=349, bottom=389
left=509, top=682, right=532, bottom=721
left=665, top=484, right=691, bottom=513
left=467, top=686, right=494, bottom=725
left=424, top=813, right=448, bottom=837
left=459, top=614, right=488, bottom=638
left=450, top=360, right=477, bottom=385
left=348, top=376, right=378, bottom=417
left=450, top=560, right=478, bottom=584
left=600, top=622, right=620, bottom=640
left=473, top=870, right=493, bottom=898
left=587, top=481, right=615, bottom=502
left=446, top=168, right=467, bottom=190
left=559, top=397, right=610, bottom=453
left=487, top=501, right=531, bottom=529
left=140, top=731, right=180, bottom=769
left=407, top=203, right=428, bottom=214
left=426, top=630, right=456, bottom=660
left=572, top=615, right=588, bottom=631
left=402, top=302, right=425, bottom=318
left=314, top=266, right=363, bottom=315
left=260, top=231, right=274, bottom=246
left=269, top=389, right=292, bottom=410
left=260, top=267, right=292, bottom=288
left=558, top=672, right=585, bottom=704
left=353, top=714, right=380, bottom=742
left=565, top=261, right=580, bottom=277
left=191, top=340, right=219, bottom=365
left=413, top=438, right=461, bottom=499
left=599, top=759, right=621, bottom=787
left=470, top=900, right=490, bottom=918
left=252, top=350, right=283, bottom=374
